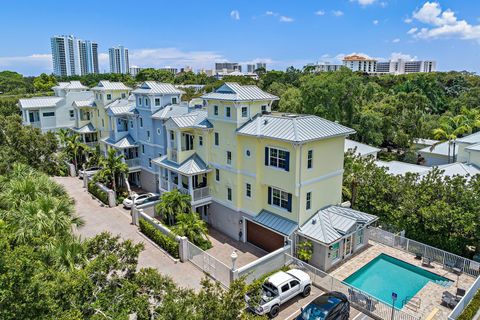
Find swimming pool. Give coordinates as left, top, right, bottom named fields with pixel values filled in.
left=344, top=254, right=452, bottom=306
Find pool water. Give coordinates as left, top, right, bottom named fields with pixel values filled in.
left=344, top=254, right=452, bottom=306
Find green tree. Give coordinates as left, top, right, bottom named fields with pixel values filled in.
left=173, top=212, right=211, bottom=249
left=97, top=148, right=129, bottom=192
left=33, top=73, right=57, bottom=92
left=155, top=189, right=191, bottom=226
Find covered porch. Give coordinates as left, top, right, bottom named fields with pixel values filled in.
left=71, top=123, right=98, bottom=148
left=102, top=134, right=140, bottom=170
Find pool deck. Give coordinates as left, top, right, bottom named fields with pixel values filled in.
left=327, top=240, right=476, bottom=319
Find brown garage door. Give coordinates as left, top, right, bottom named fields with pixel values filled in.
left=246, top=221, right=285, bottom=252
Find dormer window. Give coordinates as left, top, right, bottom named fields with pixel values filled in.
left=155, top=98, right=160, bottom=106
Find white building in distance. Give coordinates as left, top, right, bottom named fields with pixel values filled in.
left=51, top=35, right=99, bottom=76
left=376, top=59, right=436, bottom=74
left=109, top=45, right=129, bottom=74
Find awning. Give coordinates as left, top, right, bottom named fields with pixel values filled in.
left=71, top=123, right=96, bottom=134
left=152, top=154, right=210, bottom=176
left=252, top=210, right=298, bottom=236
left=102, top=135, right=138, bottom=149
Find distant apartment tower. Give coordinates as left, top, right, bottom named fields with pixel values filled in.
left=109, top=46, right=129, bottom=74
left=51, top=35, right=99, bottom=76
left=159, top=67, right=178, bottom=75
left=247, top=64, right=256, bottom=73
left=256, top=62, right=266, bottom=70
left=129, top=66, right=142, bottom=77
left=215, top=62, right=241, bottom=73
left=376, top=59, right=437, bottom=74
left=342, top=54, right=377, bottom=73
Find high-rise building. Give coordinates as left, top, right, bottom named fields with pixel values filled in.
left=109, top=45, right=129, bottom=74
left=342, top=54, right=377, bottom=73
left=247, top=64, right=256, bottom=73
left=256, top=62, right=267, bottom=70
left=129, top=66, right=143, bottom=77
left=51, top=35, right=99, bottom=76
left=215, top=62, right=241, bottom=73
left=376, top=59, right=437, bottom=74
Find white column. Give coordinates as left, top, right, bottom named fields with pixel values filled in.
left=176, top=131, right=182, bottom=152
left=188, top=175, right=193, bottom=199
left=166, top=129, right=171, bottom=149
left=167, top=170, right=172, bottom=190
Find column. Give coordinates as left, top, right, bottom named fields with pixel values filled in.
left=188, top=175, right=193, bottom=200
left=176, top=131, right=182, bottom=153
left=167, top=170, right=172, bottom=190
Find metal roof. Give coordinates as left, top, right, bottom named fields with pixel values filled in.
left=202, top=82, right=278, bottom=101
left=19, top=97, right=64, bottom=109
left=72, top=99, right=95, bottom=108
left=91, top=80, right=132, bottom=91
left=419, top=141, right=458, bottom=157
left=152, top=105, right=189, bottom=120
left=102, top=135, right=138, bottom=149
left=237, top=113, right=355, bottom=143
left=299, top=205, right=377, bottom=245
left=152, top=154, right=210, bottom=176
left=132, top=81, right=184, bottom=95
left=431, top=163, right=480, bottom=179
left=375, top=160, right=430, bottom=176
left=71, top=123, right=96, bottom=134
left=52, top=81, right=87, bottom=90
left=252, top=210, right=298, bottom=236
left=457, top=131, right=480, bottom=144
left=169, top=111, right=213, bottom=129
left=106, top=98, right=136, bottom=116
left=466, top=143, right=480, bottom=152
left=344, top=139, right=380, bottom=157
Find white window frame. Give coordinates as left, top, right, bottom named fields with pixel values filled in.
left=268, top=147, right=288, bottom=170
left=271, top=187, right=289, bottom=211
left=145, top=98, right=149, bottom=106
left=227, top=187, right=232, bottom=201
left=245, top=149, right=251, bottom=158
left=147, top=130, right=151, bottom=141
left=226, top=151, right=232, bottom=165
left=214, top=132, right=219, bottom=146
left=106, top=94, right=112, bottom=100
left=307, top=150, right=313, bottom=169
left=225, top=106, right=231, bottom=118
left=140, top=117, right=143, bottom=128
left=306, top=191, right=312, bottom=210
left=171, top=97, right=178, bottom=104
left=214, top=105, right=219, bottom=116
left=157, top=128, right=161, bottom=135
left=246, top=183, right=251, bottom=198
left=138, top=97, right=142, bottom=106
left=356, top=229, right=364, bottom=246
left=199, top=136, right=203, bottom=146
left=330, top=242, right=341, bottom=262
left=155, top=98, right=160, bottom=106
left=215, top=169, right=220, bottom=182
left=241, top=107, right=248, bottom=118
left=69, top=110, right=75, bottom=120
left=42, top=112, right=55, bottom=117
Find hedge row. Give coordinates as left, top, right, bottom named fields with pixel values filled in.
left=458, top=289, right=480, bottom=320
left=139, top=218, right=179, bottom=259
left=88, top=181, right=109, bottom=205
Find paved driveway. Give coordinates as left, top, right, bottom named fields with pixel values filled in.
left=54, top=176, right=205, bottom=290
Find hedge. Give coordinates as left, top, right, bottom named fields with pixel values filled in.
left=88, top=181, right=109, bottom=205
left=139, top=218, right=179, bottom=259
left=457, top=289, right=480, bottom=320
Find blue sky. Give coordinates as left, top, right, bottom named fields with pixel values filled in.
left=0, top=0, right=479, bottom=75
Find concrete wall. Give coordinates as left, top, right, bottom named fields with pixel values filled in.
left=140, top=169, right=159, bottom=193
left=420, top=152, right=450, bottom=167
left=208, top=200, right=247, bottom=241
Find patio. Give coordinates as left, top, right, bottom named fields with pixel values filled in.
left=328, top=240, right=476, bottom=319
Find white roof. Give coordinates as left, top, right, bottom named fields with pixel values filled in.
left=71, top=123, right=96, bottom=134
left=132, top=81, right=184, bottom=95
left=202, top=83, right=278, bottom=101
left=457, top=131, right=480, bottom=144
left=465, top=143, right=480, bottom=152
left=153, top=154, right=210, bottom=176
left=433, top=163, right=480, bottom=179
left=106, top=97, right=136, bottom=116
left=419, top=141, right=458, bottom=157
left=52, top=81, right=87, bottom=90
left=168, top=111, right=213, bottom=129
left=19, top=97, right=64, bottom=109
left=299, top=205, right=377, bottom=245
left=345, top=139, right=380, bottom=157
left=375, top=160, right=430, bottom=176
left=237, top=113, right=355, bottom=143
left=413, top=138, right=439, bottom=146
left=72, top=99, right=95, bottom=108
left=102, top=135, right=138, bottom=149
left=91, top=80, right=131, bottom=91
left=152, top=105, right=189, bottom=120
left=267, top=271, right=293, bottom=287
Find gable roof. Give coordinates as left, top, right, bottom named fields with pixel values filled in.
left=201, top=83, right=278, bottom=101
left=237, top=113, right=355, bottom=143
left=52, top=81, right=87, bottom=90
left=168, top=111, right=213, bottom=129
left=19, top=97, right=64, bottom=109
left=152, top=105, right=189, bottom=120
left=102, top=135, right=138, bottom=149
left=457, top=131, right=480, bottom=144
left=91, top=80, right=131, bottom=91
left=132, top=81, right=184, bottom=95
left=345, top=139, right=380, bottom=157
left=432, top=162, right=480, bottom=179
left=72, top=99, right=95, bottom=108
left=71, top=123, right=96, bottom=134
left=106, top=96, right=136, bottom=116
left=152, top=154, right=210, bottom=176
left=299, top=205, right=377, bottom=245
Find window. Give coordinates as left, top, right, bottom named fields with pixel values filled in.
left=142, top=145, right=145, bottom=154
left=102, top=119, right=104, bottom=127
left=69, top=110, right=75, bottom=119
left=246, top=183, right=251, bottom=198
left=356, top=229, right=364, bottom=246
left=214, top=132, right=219, bottom=146
left=215, top=169, right=220, bottom=181
left=145, top=98, right=149, bottom=106
left=148, top=158, right=152, bottom=168
left=147, top=130, right=150, bottom=141
left=199, top=136, right=203, bottom=146
left=170, top=131, right=175, bottom=140
left=121, top=93, right=126, bottom=99
left=225, top=106, right=231, bottom=118
left=42, top=112, right=55, bottom=117
left=268, top=187, right=292, bottom=212
left=140, top=117, right=143, bottom=127
left=227, top=187, right=232, bottom=201
left=330, top=242, right=340, bottom=260
left=138, top=97, right=142, bottom=106
left=241, top=107, right=248, bottom=118
left=155, top=98, right=160, bottom=106
left=307, top=150, right=313, bottom=169
left=265, top=147, right=289, bottom=171
left=130, top=120, right=133, bottom=128
left=172, top=97, right=178, bottom=104
left=227, top=151, right=232, bottom=165
left=97, top=110, right=99, bottom=117
left=214, top=105, right=219, bottom=116
left=157, top=128, right=161, bottom=135
left=261, top=105, right=267, bottom=112
left=281, top=284, right=290, bottom=293
left=106, top=94, right=112, bottom=100
left=289, top=280, right=300, bottom=288
left=245, top=149, right=251, bottom=157
left=306, top=192, right=312, bottom=210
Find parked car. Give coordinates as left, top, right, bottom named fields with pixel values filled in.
left=78, top=166, right=102, bottom=179
left=122, top=193, right=156, bottom=209
left=245, top=269, right=312, bottom=318
left=296, top=291, right=350, bottom=320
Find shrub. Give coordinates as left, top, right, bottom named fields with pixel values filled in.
left=297, top=241, right=313, bottom=262
left=88, top=181, right=109, bottom=205
left=139, top=218, right=179, bottom=259
left=458, top=289, right=480, bottom=320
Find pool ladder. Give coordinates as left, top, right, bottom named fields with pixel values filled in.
left=402, top=296, right=421, bottom=312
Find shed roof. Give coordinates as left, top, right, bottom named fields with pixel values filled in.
left=132, top=81, right=184, bottom=95
left=202, top=83, right=278, bottom=101
left=419, top=141, right=458, bottom=157
left=237, top=113, right=354, bottom=143
left=253, top=210, right=298, bottom=236
left=152, top=154, right=210, bottom=176
left=19, top=97, right=64, bottom=109
left=457, top=131, right=480, bottom=144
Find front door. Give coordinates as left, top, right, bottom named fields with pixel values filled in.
left=344, top=235, right=353, bottom=257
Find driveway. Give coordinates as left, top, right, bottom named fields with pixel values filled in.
left=54, top=176, right=205, bottom=290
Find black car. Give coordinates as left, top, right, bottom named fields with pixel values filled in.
left=297, top=291, right=350, bottom=320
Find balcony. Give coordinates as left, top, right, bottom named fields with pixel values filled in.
left=160, top=179, right=210, bottom=202
left=170, top=149, right=178, bottom=162
left=30, top=121, right=41, bottom=129
left=193, top=186, right=210, bottom=201
left=85, top=141, right=98, bottom=148
left=125, top=158, right=141, bottom=168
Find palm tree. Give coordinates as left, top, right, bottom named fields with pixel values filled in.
left=98, top=148, right=129, bottom=192
left=56, top=128, right=70, bottom=148
left=432, top=115, right=471, bottom=163
left=173, top=212, right=209, bottom=247
left=155, top=189, right=191, bottom=226
left=63, top=133, right=88, bottom=171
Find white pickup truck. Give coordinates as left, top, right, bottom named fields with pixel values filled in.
left=245, top=269, right=312, bottom=318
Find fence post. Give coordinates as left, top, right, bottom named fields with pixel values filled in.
left=406, top=239, right=409, bottom=253
left=132, top=207, right=139, bottom=226
left=107, top=189, right=116, bottom=208
left=83, top=170, right=88, bottom=188
left=177, top=236, right=189, bottom=263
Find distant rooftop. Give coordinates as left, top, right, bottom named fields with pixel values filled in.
left=419, top=141, right=458, bottom=157
left=345, top=139, right=380, bottom=157
left=52, top=81, right=88, bottom=90
left=343, top=54, right=376, bottom=61
left=375, top=160, right=430, bottom=176
left=91, top=80, right=132, bottom=91
left=132, top=81, right=184, bottom=95
left=202, top=82, right=278, bottom=102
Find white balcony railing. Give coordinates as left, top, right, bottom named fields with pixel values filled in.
left=160, top=178, right=168, bottom=191
left=84, top=141, right=98, bottom=148
left=30, top=122, right=41, bottom=128
left=125, top=158, right=141, bottom=168
left=171, top=149, right=178, bottom=162
left=193, top=186, right=210, bottom=201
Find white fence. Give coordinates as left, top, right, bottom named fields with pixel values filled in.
left=288, top=255, right=421, bottom=320
left=369, top=228, right=480, bottom=277
left=448, top=276, right=480, bottom=320
left=186, top=240, right=232, bottom=288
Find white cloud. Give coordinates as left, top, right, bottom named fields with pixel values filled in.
left=315, top=10, right=325, bottom=16
left=265, top=11, right=278, bottom=16
left=230, top=10, right=240, bottom=20
left=332, top=10, right=344, bottom=17
left=279, top=16, right=294, bottom=23
left=373, top=20, right=379, bottom=25
left=389, top=52, right=418, bottom=61
left=410, top=2, right=480, bottom=40
left=404, top=17, right=413, bottom=24
left=407, top=27, right=418, bottom=34
left=351, top=0, right=376, bottom=6
left=0, top=53, right=52, bottom=75
left=392, top=38, right=400, bottom=43
left=129, top=48, right=224, bottom=70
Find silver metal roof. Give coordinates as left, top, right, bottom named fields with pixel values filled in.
left=106, top=98, right=136, bottom=116
left=132, top=81, right=184, bottom=95
left=91, top=80, right=132, bottom=91
left=457, top=131, right=480, bottom=144
left=52, top=81, right=87, bottom=90
left=72, top=99, right=95, bottom=108
left=152, top=154, right=210, bottom=176
left=202, top=82, right=278, bottom=101
left=71, top=123, right=96, bottom=134
left=237, top=113, right=355, bottom=143
left=466, top=143, right=480, bottom=152
left=102, top=135, right=138, bottom=149
left=419, top=141, right=458, bottom=156
left=375, top=160, right=430, bottom=176
left=431, top=163, right=480, bottom=179
left=299, top=205, right=377, bottom=245
left=19, top=97, right=64, bottom=109
left=345, top=139, right=380, bottom=157
left=169, top=111, right=213, bottom=129
left=152, top=105, right=189, bottom=120
left=253, top=210, right=298, bottom=236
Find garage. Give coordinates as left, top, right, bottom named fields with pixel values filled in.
left=247, top=220, right=285, bottom=252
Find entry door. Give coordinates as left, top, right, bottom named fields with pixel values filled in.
left=344, top=235, right=353, bottom=257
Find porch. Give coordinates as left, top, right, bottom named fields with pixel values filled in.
left=70, top=123, right=98, bottom=148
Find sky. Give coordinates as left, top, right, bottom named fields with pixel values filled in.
left=0, top=0, right=479, bottom=75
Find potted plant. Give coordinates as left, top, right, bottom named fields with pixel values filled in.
left=297, top=241, right=313, bottom=262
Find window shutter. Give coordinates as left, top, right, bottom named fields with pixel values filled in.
left=285, top=151, right=290, bottom=171
left=287, top=193, right=292, bottom=212
left=268, top=187, right=272, bottom=205
left=265, top=147, right=269, bottom=166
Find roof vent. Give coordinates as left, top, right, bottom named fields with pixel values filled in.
left=312, top=218, right=317, bottom=225
left=263, top=119, right=268, bottom=125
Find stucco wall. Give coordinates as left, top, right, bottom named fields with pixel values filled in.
left=140, top=169, right=159, bottom=193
